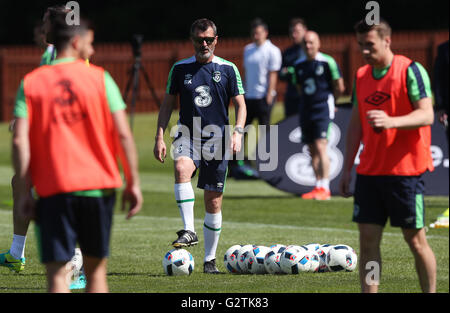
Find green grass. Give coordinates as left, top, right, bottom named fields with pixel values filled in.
left=0, top=103, right=448, bottom=293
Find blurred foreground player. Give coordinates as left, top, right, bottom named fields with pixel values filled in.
left=339, top=19, right=436, bottom=293
left=11, top=16, right=142, bottom=292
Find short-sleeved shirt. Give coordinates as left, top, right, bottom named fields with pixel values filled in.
left=166, top=55, right=244, bottom=140
left=243, top=39, right=282, bottom=99
left=291, top=52, right=342, bottom=108
left=14, top=57, right=126, bottom=197
left=40, top=45, right=57, bottom=66
left=14, top=58, right=126, bottom=118
left=351, top=61, right=432, bottom=107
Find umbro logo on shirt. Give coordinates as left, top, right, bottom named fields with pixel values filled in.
left=184, top=74, right=193, bottom=85
left=365, top=91, right=391, bottom=106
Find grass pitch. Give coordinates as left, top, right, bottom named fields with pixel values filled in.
left=0, top=104, right=448, bottom=293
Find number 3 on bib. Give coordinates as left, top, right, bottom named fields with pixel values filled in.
left=194, top=85, right=212, bottom=107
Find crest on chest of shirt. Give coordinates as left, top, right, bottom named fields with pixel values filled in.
left=315, top=64, right=324, bottom=76
left=212, top=71, right=221, bottom=83
left=184, top=74, right=193, bottom=85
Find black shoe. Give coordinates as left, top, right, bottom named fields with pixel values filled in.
left=172, top=230, right=198, bottom=248
left=203, top=259, right=221, bottom=274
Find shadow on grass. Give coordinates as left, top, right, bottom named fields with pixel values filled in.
left=108, top=272, right=166, bottom=278
left=223, top=195, right=297, bottom=200
left=0, top=286, right=45, bottom=292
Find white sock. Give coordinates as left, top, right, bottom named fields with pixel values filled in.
left=203, top=212, right=222, bottom=262
left=174, top=182, right=195, bottom=232
left=316, top=179, right=322, bottom=188
left=321, top=179, right=330, bottom=191
left=10, top=234, right=26, bottom=259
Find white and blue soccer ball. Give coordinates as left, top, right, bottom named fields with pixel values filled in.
left=317, top=244, right=334, bottom=272
left=224, top=245, right=242, bottom=274
left=280, top=246, right=311, bottom=274
left=264, top=244, right=286, bottom=274
left=163, top=249, right=194, bottom=276
left=308, top=252, right=321, bottom=272
left=301, top=243, right=321, bottom=252
left=236, top=244, right=255, bottom=274
left=326, top=244, right=358, bottom=272
left=247, top=246, right=271, bottom=274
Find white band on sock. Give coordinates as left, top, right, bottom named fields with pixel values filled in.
left=175, top=182, right=195, bottom=232
left=203, top=212, right=222, bottom=262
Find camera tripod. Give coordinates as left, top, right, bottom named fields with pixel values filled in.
left=123, top=34, right=161, bottom=131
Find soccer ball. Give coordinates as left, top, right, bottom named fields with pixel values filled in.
left=308, top=252, right=321, bottom=272
left=247, top=246, right=271, bottom=274
left=326, top=244, right=358, bottom=272
left=69, top=248, right=83, bottom=277
left=285, top=244, right=303, bottom=251
left=317, top=244, right=334, bottom=272
left=280, top=246, right=311, bottom=274
left=236, top=244, right=255, bottom=274
left=264, top=244, right=286, bottom=274
left=301, top=243, right=321, bottom=252
left=268, top=244, right=287, bottom=254
left=224, top=245, right=242, bottom=274
left=162, top=249, right=194, bottom=276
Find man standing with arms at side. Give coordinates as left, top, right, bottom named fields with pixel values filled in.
left=153, top=18, right=246, bottom=274
left=292, top=31, right=345, bottom=200
left=279, top=18, right=307, bottom=118
left=339, top=19, right=436, bottom=293
left=243, top=18, right=282, bottom=128
left=12, top=16, right=142, bottom=292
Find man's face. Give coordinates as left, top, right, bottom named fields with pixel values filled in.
left=252, top=25, right=268, bottom=45
left=303, top=32, right=320, bottom=59
left=290, top=23, right=306, bottom=45
left=191, top=27, right=217, bottom=63
left=356, top=29, right=390, bottom=66
left=75, top=30, right=95, bottom=60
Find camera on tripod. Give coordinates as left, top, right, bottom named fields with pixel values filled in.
left=131, top=34, right=144, bottom=58
left=123, top=33, right=161, bottom=131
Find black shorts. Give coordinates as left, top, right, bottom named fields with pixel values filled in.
left=245, top=97, right=274, bottom=127
left=35, top=193, right=115, bottom=263
left=299, top=103, right=331, bottom=144
left=172, top=136, right=228, bottom=192
left=353, top=174, right=426, bottom=229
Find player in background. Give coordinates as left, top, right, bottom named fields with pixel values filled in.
left=243, top=18, right=282, bottom=128
left=12, top=14, right=142, bottom=293
left=291, top=31, right=345, bottom=200
left=1, top=4, right=70, bottom=274
left=339, top=19, right=436, bottom=293
left=153, top=18, right=246, bottom=274
left=279, top=18, right=307, bottom=118
left=433, top=40, right=449, bottom=145
left=432, top=41, right=449, bottom=227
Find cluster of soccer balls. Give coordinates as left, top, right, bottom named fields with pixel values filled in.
left=224, top=243, right=357, bottom=275
left=162, top=243, right=357, bottom=276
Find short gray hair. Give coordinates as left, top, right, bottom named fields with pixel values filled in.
left=190, top=18, right=217, bottom=37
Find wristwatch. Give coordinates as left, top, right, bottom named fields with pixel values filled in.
left=234, top=126, right=245, bottom=135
